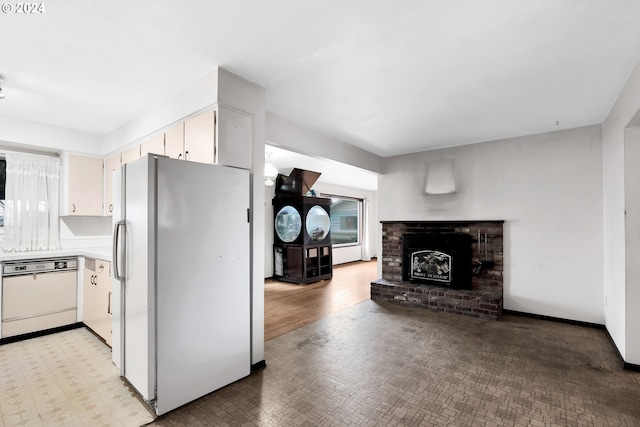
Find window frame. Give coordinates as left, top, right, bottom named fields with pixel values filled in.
left=321, top=194, right=362, bottom=248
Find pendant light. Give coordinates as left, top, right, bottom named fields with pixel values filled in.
left=264, top=151, right=278, bottom=186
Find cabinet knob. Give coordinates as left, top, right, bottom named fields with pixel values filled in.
left=109, top=204, right=113, bottom=213
left=185, top=150, right=190, bottom=160
left=72, top=204, right=76, bottom=213
left=178, top=153, right=182, bottom=160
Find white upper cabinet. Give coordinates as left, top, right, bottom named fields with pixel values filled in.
left=216, top=104, right=252, bottom=170
left=104, top=153, right=121, bottom=216
left=184, top=110, right=215, bottom=164
left=140, top=133, right=165, bottom=157
left=165, top=122, right=185, bottom=160
left=164, top=105, right=252, bottom=167
left=98, top=104, right=252, bottom=212
left=62, top=153, right=103, bottom=216
left=121, top=144, right=141, bottom=165
left=175, top=105, right=252, bottom=168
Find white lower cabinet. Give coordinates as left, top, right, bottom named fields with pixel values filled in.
left=83, top=258, right=112, bottom=346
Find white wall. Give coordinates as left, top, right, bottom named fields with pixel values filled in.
left=0, top=116, right=102, bottom=155
left=59, top=217, right=112, bottom=249
left=624, top=127, right=640, bottom=364
left=0, top=70, right=220, bottom=159
left=266, top=111, right=384, bottom=175
left=102, top=69, right=219, bottom=156
left=264, top=184, right=276, bottom=278
left=217, top=68, right=266, bottom=366
left=379, top=125, right=604, bottom=324
left=603, top=56, right=640, bottom=365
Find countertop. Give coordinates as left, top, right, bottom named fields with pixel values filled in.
left=0, top=247, right=113, bottom=263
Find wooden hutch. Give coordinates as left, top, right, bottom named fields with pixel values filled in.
left=273, top=169, right=332, bottom=284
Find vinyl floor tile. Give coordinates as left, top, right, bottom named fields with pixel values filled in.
left=0, top=328, right=154, bottom=427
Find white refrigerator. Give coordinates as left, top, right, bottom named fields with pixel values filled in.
left=111, top=155, right=251, bottom=416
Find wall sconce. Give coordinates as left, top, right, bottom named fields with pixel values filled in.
left=425, top=159, right=456, bottom=195
left=264, top=151, right=278, bottom=186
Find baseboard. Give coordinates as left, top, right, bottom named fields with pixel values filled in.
left=602, top=327, right=640, bottom=372
left=251, top=360, right=267, bottom=371
left=505, top=310, right=640, bottom=372
left=623, top=361, right=640, bottom=372
left=0, top=322, right=84, bottom=345
left=503, top=309, right=605, bottom=329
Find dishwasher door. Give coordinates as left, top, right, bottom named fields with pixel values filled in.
left=1, top=270, right=78, bottom=338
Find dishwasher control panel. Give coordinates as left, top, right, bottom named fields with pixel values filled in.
left=2, top=257, right=78, bottom=276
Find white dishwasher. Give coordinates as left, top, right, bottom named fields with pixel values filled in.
left=1, top=258, right=78, bottom=338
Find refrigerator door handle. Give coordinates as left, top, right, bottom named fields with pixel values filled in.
left=113, top=220, right=126, bottom=281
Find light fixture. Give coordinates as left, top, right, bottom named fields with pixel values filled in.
left=264, top=151, right=278, bottom=186
left=0, top=75, right=5, bottom=100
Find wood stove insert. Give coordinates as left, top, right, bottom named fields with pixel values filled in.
left=402, top=233, right=472, bottom=289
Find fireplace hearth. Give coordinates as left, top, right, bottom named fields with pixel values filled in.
left=372, top=220, right=504, bottom=320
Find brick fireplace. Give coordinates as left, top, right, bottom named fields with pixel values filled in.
left=371, top=221, right=504, bottom=320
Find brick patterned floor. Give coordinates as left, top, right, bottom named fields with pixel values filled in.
left=150, top=300, right=640, bottom=426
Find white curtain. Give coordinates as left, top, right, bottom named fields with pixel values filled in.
left=3, top=152, right=61, bottom=252
left=361, top=198, right=371, bottom=261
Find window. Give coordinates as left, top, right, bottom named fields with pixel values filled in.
left=327, top=196, right=361, bottom=246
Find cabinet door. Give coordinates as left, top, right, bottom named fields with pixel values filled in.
left=83, top=259, right=112, bottom=346
left=121, top=144, right=141, bottom=165
left=217, top=105, right=252, bottom=169
left=104, top=153, right=121, bottom=216
left=94, top=260, right=112, bottom=346
left=140, top=133, right=165, bottom=157
left=83, top=265, right=99, bottom=332
left=184, top=110, right=215, bottom=164
left=67, top=154, right=103, bottom=216
left=165, top=122, right=184, bottom=160
left=285, top=246, right=304, bottom=279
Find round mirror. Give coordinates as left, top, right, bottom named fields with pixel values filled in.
left=306, top=205, right=330, bottom=241
left=275, top=206, right=302, bottom=242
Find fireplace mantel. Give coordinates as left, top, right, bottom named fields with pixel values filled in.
left=381, top=220, right=505, bottom=224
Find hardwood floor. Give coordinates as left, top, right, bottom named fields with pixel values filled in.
left=264, top=259, right=378, bottom=341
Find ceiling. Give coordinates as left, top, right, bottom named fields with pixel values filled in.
left=2, top=1, right=640, bottom=160
left=266, top=144, right=378, bottom=191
